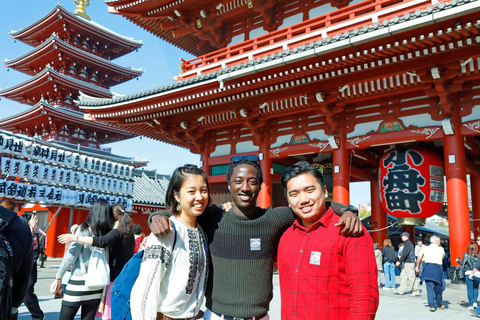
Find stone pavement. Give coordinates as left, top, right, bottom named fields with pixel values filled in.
left=19, top=258, right=473, bottom=319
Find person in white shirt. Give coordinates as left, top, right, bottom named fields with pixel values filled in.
left=131, top=164, right=210, bottom=320
left=415, top=236, right=445, bottom=312
left=415, top=239, right=423, bottom=259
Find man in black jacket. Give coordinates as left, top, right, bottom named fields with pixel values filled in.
left=0, top=204, right=34, bottom=320
left=394, top=232, right=420, bottom=296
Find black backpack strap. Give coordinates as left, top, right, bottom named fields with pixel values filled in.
left=171, top=221, right=177, bottom=250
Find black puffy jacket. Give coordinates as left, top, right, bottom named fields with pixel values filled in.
left=0, top=206, right=33, bottom=320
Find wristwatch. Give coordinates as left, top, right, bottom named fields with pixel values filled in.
left=343, top=205, right=359, bottom=215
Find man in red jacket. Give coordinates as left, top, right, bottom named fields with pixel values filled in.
left=277, top=161, right=379, bottom=319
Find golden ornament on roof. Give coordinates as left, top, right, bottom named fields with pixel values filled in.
left=73, top=0, right=91, bottom=20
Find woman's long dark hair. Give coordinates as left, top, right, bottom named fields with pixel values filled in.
left=113, top=204, right=133, bottom=237
left=80, top=199, right=113, bottom=237
left=165, top=164, right=211, bottom=215
left=467, top=242, right=479, bottom=257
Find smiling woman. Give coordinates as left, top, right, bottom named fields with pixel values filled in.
left=130, top=164, right=209, bottom=320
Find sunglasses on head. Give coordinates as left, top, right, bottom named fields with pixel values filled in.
left=230, top=155, right=260, bottom=164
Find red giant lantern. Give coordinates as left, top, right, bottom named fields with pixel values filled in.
left=379, top=148, right=444, bottom=226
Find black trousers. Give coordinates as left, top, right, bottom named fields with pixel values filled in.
left=24, top=262, right=44, bottom=319
left=58, top=303, right=98, bottom=320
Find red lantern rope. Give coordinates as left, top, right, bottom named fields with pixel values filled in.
left=370, top=222, right=398, bottom=233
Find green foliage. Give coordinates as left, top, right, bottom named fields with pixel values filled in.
left=359, top=209, right=371, bottom=220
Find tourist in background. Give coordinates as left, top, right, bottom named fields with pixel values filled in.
left=51, top=199, right=113, bottom=320
left=58, top=203, right=134, bottom=320
left=132, top=224, right=143, bottom=254
left=374, top=242, right=383, bottom=288
left=457, top=241, right=480, bottom=311
left=394, top=232, right=419, bottom=296
left=416, top=236, right=445, bottom=312
left=415, top=239, right=423, bottom=259
left=382, top=238, right=396, bottom=290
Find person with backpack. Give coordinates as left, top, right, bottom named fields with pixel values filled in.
left=58, top=203, right=135, bottom=320
left=125, top=164, right=209, bottom=320
left=0, top=202, right=34, bottom=320
left=50, top=199, right=114, bottom=320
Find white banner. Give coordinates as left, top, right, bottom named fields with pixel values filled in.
left=25, top=184, right=37, bottom=201
left=15, top=182, right=26, bottom=200
left=5, top=181, right=17, bottom=198
left=9, top=159, right=20, bottom=177
left=19, top=161, right=29, bottom=179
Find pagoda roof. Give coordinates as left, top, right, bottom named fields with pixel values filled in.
left=4, top=34, right=144, bottom=87
left=0, top=66, right=112, bottom=106
left=79, top=0, right=480, bottom=149
left=0, top=100, right=135, bottom=144
left=10, top=4, right=143, bottom=60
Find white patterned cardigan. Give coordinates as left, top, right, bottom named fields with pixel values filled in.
left=131, top=216, right=208, bottom=320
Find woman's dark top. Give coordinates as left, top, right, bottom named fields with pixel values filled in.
left=382, top=246, right=396, bottom=263
left=92, top=229, right=135, bottom=281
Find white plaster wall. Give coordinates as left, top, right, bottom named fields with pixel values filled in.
left=463, top=104, right=480, bottom=122
left=306, top=129, right=327, bottom=141
left=348, top=121, right=382, bottom=138
left=309, top=4, right=334, bottom=18
left=249, top=26, right=269, bottom=39
left=271, top=134, right=293, bottom=148
left=277, top=13, right=303, bottom=30
left=228, top=34, right=245, bottom=47
left=235, top=141, right=259, bottom=153
left=400, top=114, right=442, bottom=127
left=211, top=144, right=231, bottom=157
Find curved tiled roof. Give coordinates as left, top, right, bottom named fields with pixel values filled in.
left=4, top=34, right=143, bottom=81
left=132, top=170, right=169, bottom=205
left=0, top=66, right=112, bottom=97
left=10, top=4, right=143, bottom=47
left=79, top=0, right=478, bottom=108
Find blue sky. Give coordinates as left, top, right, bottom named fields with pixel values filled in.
left=0, top=0, right=370, bottom=206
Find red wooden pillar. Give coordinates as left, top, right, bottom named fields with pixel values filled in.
left=370, top=179, right=388, bottom=246
left=257, top=125, right=272, bottom=208
left=333, top=123, right=349, bottom=204
left=202, top=133, right=210, bottom=176
left=402, top=225, right=416, bottom=243
left=471, top=175, right=480, bottom=241
left=443, top=111, right=470, bottom=265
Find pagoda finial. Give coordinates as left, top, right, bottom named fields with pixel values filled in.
left=73, top=0, right=91, bottom=20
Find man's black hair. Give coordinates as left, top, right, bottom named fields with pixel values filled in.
left=226, top=158, right=263, bottom=185
left=280, top=161, right=325, bottom=196
left=133, top=224, right=142, bottom=235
